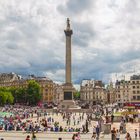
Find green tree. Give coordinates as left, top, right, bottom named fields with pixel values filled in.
left=73, top=91, right=80, bottom=100
left=26, top=80, right=41, bottom=105
left=6, top=92, right=14, bottom=104
left=0, top=91, right=14, bottom=105
left=10, top=87, right=26, bottom=103
left=0, top=91, right=7, bottom=105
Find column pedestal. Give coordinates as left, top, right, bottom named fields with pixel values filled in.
left=58, top=83, right=77, bottom=109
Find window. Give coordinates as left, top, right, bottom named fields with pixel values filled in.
left=133, top=81, right=135, bottom=84
left=137, top=96, right=140, bottom=100
left=137, top=91, right=140, bottom=94
left=133, top=86, right=135, bottom=89
left=137, top=86, right=139, bottom=88
left=133, top=91, right=136, bottom=94
left=137, top=81, right=139, bottom=84
left=133, top=96, right=136, bottom=100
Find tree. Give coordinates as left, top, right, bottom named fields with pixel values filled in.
left=0, top=91, right=7, bottom=105
left=10, top=87, right=26, bottom=103
left=26, top=80, right=41, bottom=105
left=6, top=92, right=14, bottom=104
left=73, top=91, right=80, bottom=100
left=0, top=91, right=14, bottom=105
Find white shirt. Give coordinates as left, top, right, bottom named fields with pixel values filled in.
left=116, top=132, right=120, bottom=138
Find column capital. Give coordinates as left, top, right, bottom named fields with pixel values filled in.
left=64, top=30, right=73, bottom=36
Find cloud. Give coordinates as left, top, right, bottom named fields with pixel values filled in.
left=0, top=0, right=140, bottom=84
left=57, top=0, right=93, bottom=16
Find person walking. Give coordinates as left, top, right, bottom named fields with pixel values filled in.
left=93, top=126, right=96, bottom=135
left=125, top=133, right=132, bottom=140
left=111, top=114, right=114, bottom=124
left=25, top=135, right=30, bottom=140
left=32, top=131, right=37, bottom=140
left=85, top=120, right=89, bottom=133
left=111, top=127, right=116, bottom=140
left=96, top=125, right=100, bottom=139
left=72, top=134, right=76, bottom=140
left=135, top=129, right=137, bottom=139
left=91, top=133, right=96, bottom=140
left=116, top=129, right=120, bottom=140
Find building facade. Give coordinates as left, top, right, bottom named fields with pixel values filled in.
left=80, top=79, right=107, bottom=105
left=106, top=82, right=116, bottom=104
left=53, top=84, right=63, bottom=104
left=0, top=73, right=55, bottom=103
left=115, top=75, right=140, bottom=106
left=130, top=75, right=140, bottom=103
left=115, top=80, right=130, bottom=106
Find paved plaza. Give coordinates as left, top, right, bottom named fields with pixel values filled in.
left=0, top=112, right=140, bottom=140
left=0, top=130, right=139, bottom=140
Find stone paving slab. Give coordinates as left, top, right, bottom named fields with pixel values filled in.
left=0, top=132, right=139, bottom=140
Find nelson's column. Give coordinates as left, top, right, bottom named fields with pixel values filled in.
left=59, top=18, right=76, bottom=109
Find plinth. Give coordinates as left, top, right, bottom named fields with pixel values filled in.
left=59, top=83, right=76, bottom=109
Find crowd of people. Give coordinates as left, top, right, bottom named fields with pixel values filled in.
left=0, top=104, right=140, bottom=140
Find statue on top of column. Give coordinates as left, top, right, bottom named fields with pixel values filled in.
left=67, top=18, right=70, bottom=30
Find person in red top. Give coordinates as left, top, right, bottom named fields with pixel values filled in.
left=26, top=135, right=30, bottom=140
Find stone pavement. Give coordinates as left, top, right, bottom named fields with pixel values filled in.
left=0, top=113, right=140, bottom=139
left=0, top=131, right=139, bottom=140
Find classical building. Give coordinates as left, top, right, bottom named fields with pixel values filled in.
left=130, top=75, right=140, bottom=103
left=0, top=73, right=27, bottom=88
left=0, top=73, right=55, bottom=103
left=0, top=72, right=21, bottom=82
left=53, top=84, right=63, bottom=104
left=115, top=75, right=140, bottom=106
left=115, top=80, right=130, bottom=106
left=31, top=76, right=54, bottom=103
left=80, top=79, right=107, bottom=105
left=106, top=82, right=116, bottom=104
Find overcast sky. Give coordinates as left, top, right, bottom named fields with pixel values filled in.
left=0, top=0, right=140, bottom=84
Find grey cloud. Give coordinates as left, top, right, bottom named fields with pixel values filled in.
left=1, top=0, right=140, bottom=85
left=73, top=22, right=95, bottom=47
left=57, top=0, right=93, bottom=15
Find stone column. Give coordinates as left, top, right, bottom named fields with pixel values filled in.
left=64, top=18, right=73, bottom=84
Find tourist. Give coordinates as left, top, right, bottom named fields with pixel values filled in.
left=85, top=120, right=89, bottom=133
left=135, top=129, right=137, bottom=139
left=119, top=121, right=124, bottom=133
left=74, top=133, right=80, bottom=140
left=111, top=114, right=114, bottom=124
left=26, top=135, right=30, bottom=140
left=31, top=131, right=37, bottom=140
left=91, top=133, right=96, bottom=140
left=93, top=126, right=96, bottom=135
left=82, top=125, right=86, bottom=133
left=116, top=129, right=120, bottom=140
left=72, top=134, right=76, bottom=140
left=125, top=132, right=132, bottom=140
left=111, top=127, right=116, bottom=140
left=139, top=128, right=140, bottom=138
left=96, top=125, right=100, bottom=137
left=77, top=132, right=80, bottom=140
